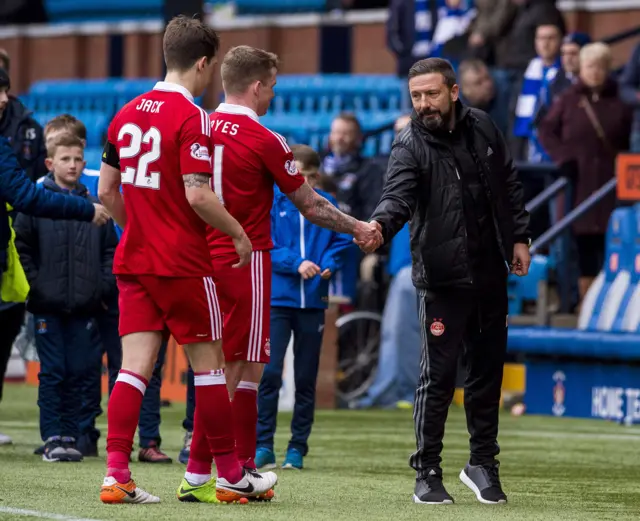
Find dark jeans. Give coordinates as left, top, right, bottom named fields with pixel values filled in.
left=183, top=366, right=195, bottom=433
left=0, top=304, right=25, bottom=403
left=34, top=314, right=101, bottom=441
left=257, top=307, right=325, bottom=456
left=409, top=277, right=508, bottom=477
left=79, top=310, right=167, bottom=448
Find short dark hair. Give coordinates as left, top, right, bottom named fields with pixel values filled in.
left=408, top=58, right=457, bottom=88
left=163, top=15, right=220, bottom=72
left=221, top=46, right=279, bottom=95
left=457, top=59, right=488, bottom=79
left=45, top=114, right=87, bottom=141
left=291, top=144, right=320, bottom=171
left=334, top=112, right=362, bottom=135
left=0, top=49, right=9, bottom=73
left=46, top=132, right=84, bottom=159
left=536, top=19, right=565, bottom=35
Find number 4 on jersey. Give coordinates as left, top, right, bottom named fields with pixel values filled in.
left=119, top=123, right=161, bottom=190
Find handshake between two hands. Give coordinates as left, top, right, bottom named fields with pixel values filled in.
left=353, top=220, right=384, bottom=254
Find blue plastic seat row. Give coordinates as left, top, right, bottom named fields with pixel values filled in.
left=33, top=110, right=108, bottom=148
left=46, top=0, right=162, bottom=22
left=509, top=206, right=640, bottom=358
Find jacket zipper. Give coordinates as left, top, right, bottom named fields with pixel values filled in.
left=455, top=167, right=473, bottom=285
left=299, top=212, right=306, bottom=309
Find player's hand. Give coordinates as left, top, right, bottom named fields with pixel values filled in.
left=354, top=220, right=383, bottom=254
left=320, top=268, right=332, bottom=280
left=511, top=243, right=531, bottom=277
left=298, top=260, right=321, bottom=280
left=92, top=204, right=110, bottom=226
left=232, top=233, right=252, bottom=268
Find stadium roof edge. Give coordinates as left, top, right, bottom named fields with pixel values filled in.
left=0, top=0, right=632, bottom=40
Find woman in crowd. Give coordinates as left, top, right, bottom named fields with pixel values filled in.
left=538, top=42, right=633, bottom=301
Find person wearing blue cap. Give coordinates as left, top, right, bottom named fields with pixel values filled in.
left=549, top=32, right=592, bottom=103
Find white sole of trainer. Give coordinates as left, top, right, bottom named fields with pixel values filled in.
left=412, top=494, right=453, bottom=505
left=458, top=469, right=507, bottom=505
left=258, top=463, right=277, bottom=470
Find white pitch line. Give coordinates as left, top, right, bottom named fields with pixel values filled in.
left=0, top=506, right=103, bottom=521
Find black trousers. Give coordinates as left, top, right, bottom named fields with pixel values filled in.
left=0, top=304, right=25, bottom=403
left=409, top=277, right=508, bottom=477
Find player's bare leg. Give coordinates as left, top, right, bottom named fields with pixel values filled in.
left=100, top=332, right=162, bottom=504
left=178, top=341, right=277, bottom=504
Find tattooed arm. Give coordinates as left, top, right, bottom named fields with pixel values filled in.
left=286, top=183, right=382, bottom=246
left=183, top=173, right=251, bottom=267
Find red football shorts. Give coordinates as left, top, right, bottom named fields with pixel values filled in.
left=117, top=275, right=223, bottom=345
left=212, top=250, right=271, bottom=363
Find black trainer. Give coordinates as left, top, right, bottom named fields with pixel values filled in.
left=413, top=468, right=454, bottom=504
left=459, top=462, right=507, bottom=504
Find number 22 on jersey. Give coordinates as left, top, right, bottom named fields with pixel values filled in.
left=119, top=123, right=161, bottom=190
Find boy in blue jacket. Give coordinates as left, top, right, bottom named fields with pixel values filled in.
left=255, top=145, right=352, bottom=470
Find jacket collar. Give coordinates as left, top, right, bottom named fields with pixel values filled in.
left=411, top=99, right=471, bottom=143
left=42, top=173, right=88, bottom=196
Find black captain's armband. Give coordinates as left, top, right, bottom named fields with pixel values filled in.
left=102, top=141, right=120, bottom=169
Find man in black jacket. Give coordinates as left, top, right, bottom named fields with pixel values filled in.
left=359, top=58, right=531, bottom=505
left=14, top=133, right=118, bottom=462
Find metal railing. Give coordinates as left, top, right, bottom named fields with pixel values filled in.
left=531, top=177, right=618, bottom=254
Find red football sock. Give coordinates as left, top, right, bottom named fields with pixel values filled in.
left=233, top=381, right=259, bottom=469
left=193, top=370, right=242, bottom=484
left=106, top=370, right=148, bottom=484
left=186, top=408, right=213, bottom=476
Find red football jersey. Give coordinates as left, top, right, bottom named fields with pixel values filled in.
left=107, top=82, right=214, bottom=277
left=207, top=103, right=304, bottom=256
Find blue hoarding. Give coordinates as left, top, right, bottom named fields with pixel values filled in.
left=525, top=361, right=640, bottom=423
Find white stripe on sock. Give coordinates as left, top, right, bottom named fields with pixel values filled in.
left=116, top=372, right=147, bottom=395
left=194, top=370, right=226, bottom=386
left=237, top=381, right=259, bottom=392
left=185, top=472, right=211, bottom=486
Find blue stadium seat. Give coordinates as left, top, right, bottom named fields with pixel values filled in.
left=509, top=207, right=639, bottom=357
left=83, top=147, right=103, bottom=171
left=46, top=0, right=162, bottom=22
left=507, top=255, right=550, bottom=316
left=233, top=0, right=325, bottom=15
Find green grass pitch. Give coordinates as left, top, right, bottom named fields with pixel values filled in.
left=1, top=384, right=640, bottom=520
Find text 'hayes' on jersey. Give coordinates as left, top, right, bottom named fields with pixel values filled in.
left=207, top=103, right=304, bottom=256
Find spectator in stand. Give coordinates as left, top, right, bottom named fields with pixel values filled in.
left=538, top=42, right=632, bottom=300
left=458, top=59, right=510, bottom=136
left=493, top=0, right=565, bottom=126
left=0, top=137, right=108, bottom=447
left=387, top=0, right=443, bottom=78
left=512, top=20, right=563, bottom=162
left=37, top=115, right=173, bottom=463
left=322, top=112, right=385, bottom=307
left=467, top=0, right=517, bottom=65
left=549, top=33, right=591, bottom=102
left=619, top=41, right=640, bottom=153
left=429, top=0, right=476, bottom=68
left=14, top=133, right=118, bottom=462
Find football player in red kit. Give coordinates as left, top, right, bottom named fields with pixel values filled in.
left=97, top=19, right=277, bottom=504
left=180, top=45, right=383, bottom=497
